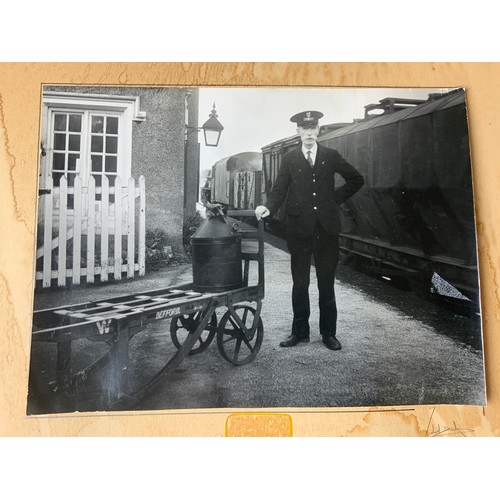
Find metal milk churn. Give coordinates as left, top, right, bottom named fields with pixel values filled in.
left=191, top=205, right=243, bottom=292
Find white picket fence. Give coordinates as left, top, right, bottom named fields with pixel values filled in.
left=36, top=174, right=146, bottom=288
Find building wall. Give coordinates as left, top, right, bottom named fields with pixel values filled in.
left=44, top=85, right=200, bottom=253
left=184, top=89, right=200, bottom=221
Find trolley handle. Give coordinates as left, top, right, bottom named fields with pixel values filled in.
left=226, top=209, right=257, bottom=218
left=226, top=209, right=265, bottom=294
left=226, top=209, right=264, bottom=236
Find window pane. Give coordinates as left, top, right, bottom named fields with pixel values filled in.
left=92, top=116, right=104, bottom=134
left=105, top=156, right=117, bottom=173
left=91, top=135, right=103, bottom=152
left=106, top=116, right=118, bottom=134
left=68, top=154, right=80, bottom=171
left=91, top=155, right=103, bottom=172
left=68, top=114, right=82, bottom=132
left=106, top=136, right=117, bottom=154
left=54, top=133, right=66, bottom=151
left=93, top=174, right=102, bottom=187
left=53, top=153, right=65, bottom=171
left=68, top=134, right=81, bottom=152
left=54, top=114, right=67, bottom=131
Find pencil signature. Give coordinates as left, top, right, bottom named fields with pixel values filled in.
left=425, top=407, right=474, bottom=437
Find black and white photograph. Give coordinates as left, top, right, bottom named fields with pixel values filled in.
left=27, top=85, right=486, bottom=415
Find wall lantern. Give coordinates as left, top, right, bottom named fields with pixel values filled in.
left=202, top=104, right=224, bottom=147
left=187, top=103, right=224, bottom=147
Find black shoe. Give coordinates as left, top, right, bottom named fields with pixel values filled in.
left=280, top=334, right=310, bottom=348
left=322, top=335, right=341, bottom=350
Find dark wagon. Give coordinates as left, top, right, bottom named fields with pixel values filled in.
left=321, top=89, right=477, bottom=305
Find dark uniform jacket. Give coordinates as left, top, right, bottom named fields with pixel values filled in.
left=266, top=144, right=364, bottom=238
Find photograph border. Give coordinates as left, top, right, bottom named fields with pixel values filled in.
left=1, top=62, right=499, bottom=437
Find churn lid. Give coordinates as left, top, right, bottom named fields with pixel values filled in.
left=191, top=204, right=241, bottom=241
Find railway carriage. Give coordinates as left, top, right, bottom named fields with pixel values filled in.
left=209, top=151, right=262, bottom=208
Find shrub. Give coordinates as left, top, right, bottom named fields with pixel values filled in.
left=145, top=228, right=172, bottom=268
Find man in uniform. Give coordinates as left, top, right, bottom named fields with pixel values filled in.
left=255, top=110, right=364, bottom=350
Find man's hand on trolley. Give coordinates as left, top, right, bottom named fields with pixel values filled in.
left=255, top=205, right=270, bottom=221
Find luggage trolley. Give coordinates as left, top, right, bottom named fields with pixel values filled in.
left=30, top=210, right=264, bottom=410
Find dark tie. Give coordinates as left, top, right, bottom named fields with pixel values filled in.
left=306, top=150, right=313, bottom=167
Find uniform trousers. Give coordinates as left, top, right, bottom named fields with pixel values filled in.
left=286, top=220, right=340, bottom=338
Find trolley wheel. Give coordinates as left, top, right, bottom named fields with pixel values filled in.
left=170, top=311, right=218, bottom=355
left=217, top=305, right=263, bottom=366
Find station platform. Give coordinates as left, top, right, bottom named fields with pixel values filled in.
left=29, top=239, right=486, bottom=413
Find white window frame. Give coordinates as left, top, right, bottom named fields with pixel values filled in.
left=41, top=91, right=146, bottom=188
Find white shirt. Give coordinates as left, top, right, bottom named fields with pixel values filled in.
left=302, top=142, right=318, bottom=166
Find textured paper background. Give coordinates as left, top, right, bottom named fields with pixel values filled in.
left=0, top=62, right=498, bottom=436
